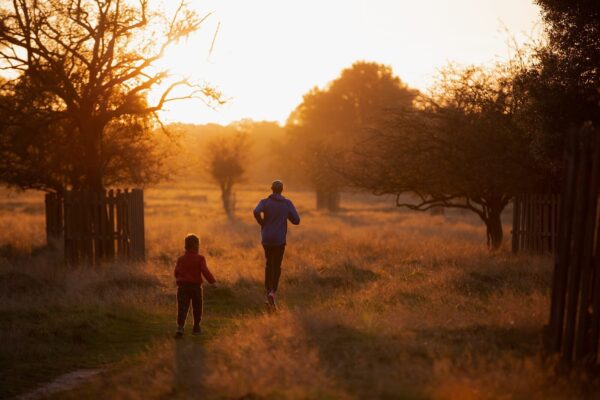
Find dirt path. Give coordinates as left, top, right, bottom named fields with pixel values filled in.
left=14, top=369, right=103, bottom=400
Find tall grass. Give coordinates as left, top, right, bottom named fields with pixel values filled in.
left=1, top=185, right=598, bottom=399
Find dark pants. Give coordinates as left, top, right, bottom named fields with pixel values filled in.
left=263, top=244, right=285, bottom=293
left=177, top=283, right=203, bottom=327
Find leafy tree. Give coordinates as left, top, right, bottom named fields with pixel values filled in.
left=205, top=132, right=250, bottom=216
left=165, top=120, right=284, bottom=185
left=516, top=0, right=600, bottom=183
left=344, top=64, right=542, bottom=250
left=0, top=78, right=166, bottom=192
left=284, top=61, right=418, bottom=210
left=0, top=0, right=219, bottom=192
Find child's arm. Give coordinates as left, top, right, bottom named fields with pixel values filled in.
left=173, top=259, right=180, bottom=280
left=199, top=256, right=216, bottom=284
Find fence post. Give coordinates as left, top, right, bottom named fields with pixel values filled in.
left=548, top=131, right=579, bottom=354
left=512, top=196, right=519, bottom=253
left=115, top=189, right=123, bottom=259
left=108, top=190, right=116, bottom=261
left=63, top=192, right=71, bottom=265
left=561, top=133, right=592, bottom=363
left=129, top=189, right=146, bottom=261
left=45, top=193, right=63, bottom=243
left=574, top=132, right=600, bottom=362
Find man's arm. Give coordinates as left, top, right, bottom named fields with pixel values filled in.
left=287, top=200, right=300, bottom=225
left=253, top=200, right=265, bottom=226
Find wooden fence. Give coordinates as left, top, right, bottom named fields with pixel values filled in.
left=45, top=193, right=63, bottom=241
left=512, top=194, right=560, bottom=254
left=45, top=189, right=145, bottom=265
left=547, top=126, right=600, bottom=367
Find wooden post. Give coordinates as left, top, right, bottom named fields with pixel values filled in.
left=562, top=133, right=592, bottom=363
left=63, top=192, right=71, bottom=265
left=574, top=131, right=600, bottom=363
left=108, top=190, right=115, bottom=260
left=129, top=189, right=145, bottom=261
left=550, top=194, right=556, bottom=254
left=512, top=196, right=520, bottom=253
left=44, top=193, right=63, bottom=243
left=123, top=189, right=130, bottom=259
left=549, top=131, right=579, bottom=354
left=588, top=208, right=600, bottom=365
left=116, top=189, right=123, bottom=259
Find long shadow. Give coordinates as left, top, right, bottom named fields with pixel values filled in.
left=452, top=269, right=551, bottom=298
left=160, top=277, right=269, bottom=399
left=27, top=277, right=267, bottom=400
left=167, top=258, right=385, bottom=398
left=201, top=278, right=266, bottom=336
left=282, top=260, right=380, bottom=311
left=296, top=313, right=542, bottom=398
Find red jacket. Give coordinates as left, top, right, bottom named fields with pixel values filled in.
left=174, top=250, right=216, bottom=285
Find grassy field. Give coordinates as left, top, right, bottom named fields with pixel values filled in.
left=1, top=184, right=598, bottom=399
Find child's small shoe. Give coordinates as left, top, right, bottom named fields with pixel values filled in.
left=174, top=326, right=184, bottom=339
left=192, top=325, right=202, bottom=336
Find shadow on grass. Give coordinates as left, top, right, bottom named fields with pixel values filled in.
left=298, top=317, right=428, bottom=399
left=200, top=279, right=265, bottom=340
left=2, top=265, right=268, bottom=399
left=38, top=278, right=268, bottom=400
left=284, top=260, right=380, bottom=307
left=414, top=325, right=543, bottom=356
left=452, top=269, right=551, bottom=298
left=297, top=313, right=543, bottom=399
left=0, top=242, right=61, bottom=261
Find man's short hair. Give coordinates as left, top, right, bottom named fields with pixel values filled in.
left=271, top=180, right=283, bottom=194
left=185, top=234, right=200, bottom=250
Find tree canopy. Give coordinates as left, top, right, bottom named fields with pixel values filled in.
left=205, top=131, right=251, bottom=216
left=516, top=0, right=600, bottom=182
left=343, top=64, right=542, bottom=249
left=283, top=61, right=418, bottom=209
left=0, top=0, right=219, bottom=192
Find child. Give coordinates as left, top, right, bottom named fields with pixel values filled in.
left=174, top=234, right=216, bottom=338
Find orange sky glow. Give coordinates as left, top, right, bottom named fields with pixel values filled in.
left=151, top=0, right=543, bottom=125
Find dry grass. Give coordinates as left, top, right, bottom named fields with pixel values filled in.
left=1, top=184, right=598, bottom=399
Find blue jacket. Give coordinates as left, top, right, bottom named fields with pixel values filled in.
left=253, top=194, right=300, bottom=246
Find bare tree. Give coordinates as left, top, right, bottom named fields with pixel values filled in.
left=0, top=0, right=220, bottom=192
left=205, top=132, right=250, bottom=216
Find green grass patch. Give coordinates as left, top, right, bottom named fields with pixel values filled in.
left=0, top=305, right=170, bottom=399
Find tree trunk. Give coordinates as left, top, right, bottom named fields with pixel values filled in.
left=80, top=119, right=105, bottom=192
left=485, top=210, right=504, bottom=250
left=221, top=182, right=233, bottom=217
left=316, top=187, right=341, bottom=211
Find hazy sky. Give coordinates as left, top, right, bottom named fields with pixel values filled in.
left=153, top=0, right=543, bottom=125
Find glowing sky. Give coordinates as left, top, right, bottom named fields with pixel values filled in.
left=153, top=0, right=542, bottom=125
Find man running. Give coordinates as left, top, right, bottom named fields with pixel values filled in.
left=253, top=180, right=300, bottom=309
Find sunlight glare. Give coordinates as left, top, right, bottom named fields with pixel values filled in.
left=150, top=0, right=542, bottom=125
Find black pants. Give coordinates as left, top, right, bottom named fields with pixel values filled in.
left=263, top=244, right=285, bottom=293
left=177, top=283, right=203, bottom=327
